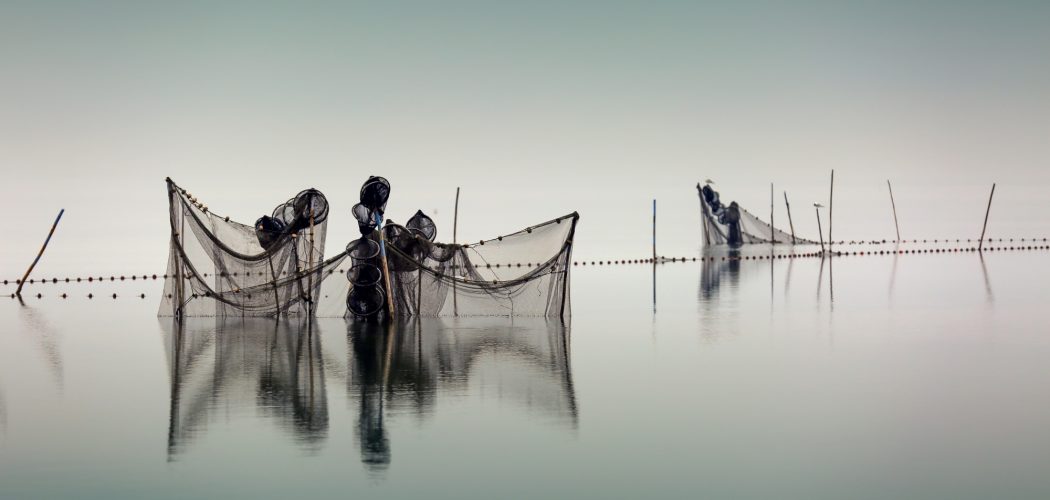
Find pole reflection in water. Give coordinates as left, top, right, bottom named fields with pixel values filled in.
left=163, top=318, right=329, bottom=460
left=346, top=318, right=578, bottom=475
left=979, top=253, right=995, bottom=304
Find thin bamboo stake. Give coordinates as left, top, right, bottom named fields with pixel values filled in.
left=375, top=213, right=396, bottom=317
left=815, top=206, right=825, bottom=254
left=828, top=169, right=835, bottom=255
left=979, top=183, right=996, bottom=251
left=770, top=183, right=774, bottom=244
left=783, top=192, right=796, bottom=244
left=16, top=209, right=64, bottom=297
left=308, top=211, right=315, bottom=315
left=698, top=184, right=711, bottom=246
left=887, top=180, right=901, bottom=242
left=453, top=187, right=460, bottom=317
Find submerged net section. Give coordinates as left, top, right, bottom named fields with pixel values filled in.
left=698, top=183, right=817, bottom=246
left=159, top=178, right=347, bottom=318
left=358, top=212, right=578, bottom=318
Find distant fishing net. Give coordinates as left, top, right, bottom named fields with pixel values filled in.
left=159, top=178, right=347, bottom=317
left=344, top=177, right=578, bottom=320
left=698, top=183, right=817, bottom=246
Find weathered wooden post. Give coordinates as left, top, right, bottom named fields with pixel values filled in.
left=887, top=180, right=901, bottom=243
left=978, top=183, right=996, bottom=251
left=15, top=209, right=64, bottom=297
left=783, top=192, right=797, bottom=244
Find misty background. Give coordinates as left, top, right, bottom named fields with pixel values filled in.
left=3, top=1, right=1049, bottom=278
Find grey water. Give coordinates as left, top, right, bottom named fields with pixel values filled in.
left=2, top=248, right=1050, bottom=499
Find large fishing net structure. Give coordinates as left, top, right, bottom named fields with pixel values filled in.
left=698, top=183, right=817, bottom=246
left=159, top=178, right=347, bottom=318
left=160, top=176, right=577, bottom=320
left=345, top=177, right=578, bottom=320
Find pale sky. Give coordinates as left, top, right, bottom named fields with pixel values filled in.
left=3, top=1, right=1049, bottom=277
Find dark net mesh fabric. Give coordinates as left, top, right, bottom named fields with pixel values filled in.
left=159, top=179, right=348, bottom=318
left=698, top=183, right=818, bottom=246
left=376, top=212, right=579, bottom=318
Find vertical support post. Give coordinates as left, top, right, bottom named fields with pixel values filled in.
left=978, top=183, right=996, bottom=251
left=698, top=184, right=711, bottom=246
left=652, top=199, right=657, bottom=262
left=376, top=213, right=396, bottom=317
left=828, top=169, right=835, bottom=255
left=452, top=187, right=460, bottom=317
left=783, top=192, right=796, bottom=244
left=770, top=183, right=774, bottom=244
left=16, top=209, right=65, bottom=297
left=887, top=180, right=901, bottom=243
left=815, top=207, right=825, bottom=254
left=308, top=211, right=315, bottom=315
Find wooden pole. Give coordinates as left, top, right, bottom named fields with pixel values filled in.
left=770, top=183, right=774, bottom=244
left=452, top=187, right=460, bottom=317
left=783, top=192, right=796, bottom=244
left=828, top=169, right=835, bottom=255
left=815, top=207, right=825, bottom=254
left=978, top=183, right=996, bottom=251
left=375, top=214, right=396, bottom=317
left=16, top=209, right=64, bottom=297
left=698, top=184, right=711, bottom=246
left=887, top=180, right=901, bottom=243
left=652, top=199, right=657, bottom=262
left=177, top=201, right=186, bottom=318
left=308, top=211, right=315, bottom=314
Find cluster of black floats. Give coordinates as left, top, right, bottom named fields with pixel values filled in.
left=700, top=184, right=743, bottom=246
left=345, top=177, right=442, bottom=320
left=253, top=188, right=330, bottom=249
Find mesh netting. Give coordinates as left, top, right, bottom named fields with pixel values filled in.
left=346, top=212, right=578, bottom=319
left=159, top=179, right=347, bottom=318
left=698, top=183, right=817, bottom=246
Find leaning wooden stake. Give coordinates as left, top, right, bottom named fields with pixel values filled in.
left=815, top=206, right=825, bottom=254
left=783, top=192, right=796, bottom=244
left=978, top=183, right=996, bottom=251
left=652, top=199, right=657, bottom=262
left=452, top=187, right=460, bottom=317
left=375, top=214, right=396, bottom=317
left=828, top=169, right=835, bottom=255
left=15, top=209, right=64, bottom=297
left=887, top=180, right=901, bottom=243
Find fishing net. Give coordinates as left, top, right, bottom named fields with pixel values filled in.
left=344, top=175, right=578, bottom=320
left=698, top=183, right=818, bottom=246
left=159, top=178, right=347, bottom=318
left=344, top=212, right=578, bottom=319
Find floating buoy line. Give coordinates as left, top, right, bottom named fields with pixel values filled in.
left=4, top=237, right=1048, bottom=299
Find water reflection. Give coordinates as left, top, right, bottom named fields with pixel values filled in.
left=347, top=318, right=578, bottom=474
left=161, top=317, right=577, bottom=472
left=163, top=318, right=329, bottom=459
left=17, top=305, right=64, bottom=391
left=699, top=253, right=742, bottom=302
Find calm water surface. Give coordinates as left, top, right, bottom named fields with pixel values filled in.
left=2, top=248, right=1050, bottom=499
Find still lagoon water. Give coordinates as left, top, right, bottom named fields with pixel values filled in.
left=2, top=246, right=1049, bottom=499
